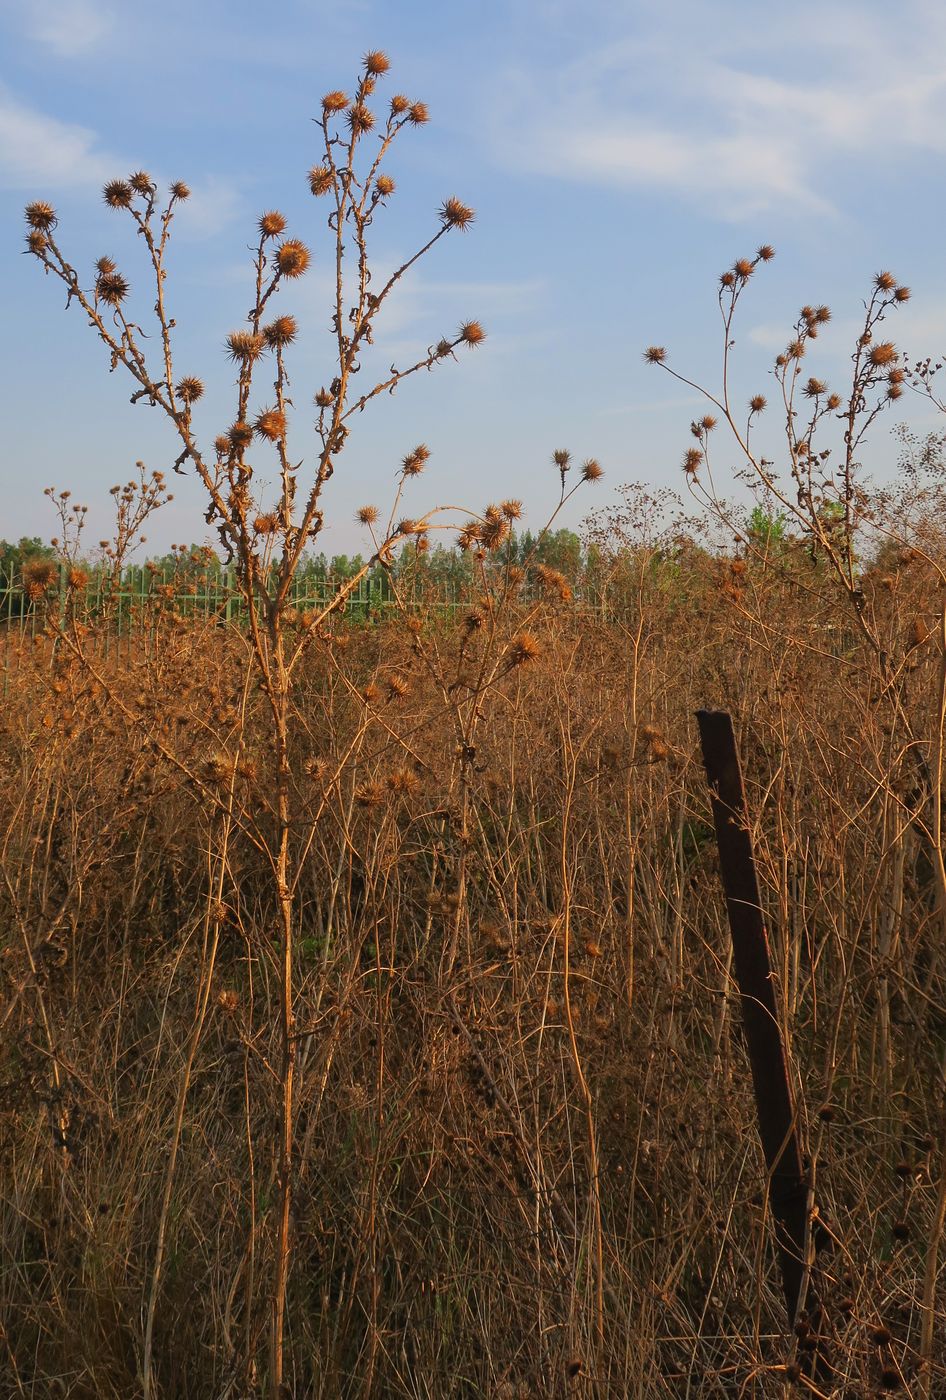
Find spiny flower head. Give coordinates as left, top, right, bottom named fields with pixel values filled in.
left=253, top=512, right=280, bottom=535
left=826, top=393, right=842, bottom=410
left=644, top=346, right=666, bottom=364
left=259, top=210, right=287, bottom=238
left=869, top=342, right=898, bottom=368
left=25, top=201, right=56, bottom=231
left=402, top=444, right=430, bottom=476
left=733, top=257, right=755, bottom=278
left=308, top=165, right=333, bottom=197
left=322, top=90, right=349, bottom=112
left=390, top=94, right=410, bottom=115
left=96, top=269, right=130, bottom=306
left=501, top=499, right=523, bottom=520
left=363, top=49, right=390, bottom=75
left=255, top=407, right=287, bottom=441
left=226, top=330, right=266, bottom=362
left=214, top=434, right=230, bottom=458
left=749, top=394, right=767, bottom=413
left=536, top=563, right=572, bottom=602
left=228, top=420, right=253, bottom=450
left=479, top=506, right=509, bottom=551
left=263, top=314, right=298, bottom=347
left=508, top=632, right=541, bottom=666
left=683, top=447, right=702, bottom=475
left=553, top=449, right=571, bottom=469
left=894, top=285, right=911, bottom=302
left=581, top=458, right=603, bottom=482
left=170, top=180, right=191, bottom=200
left=314, top=387, right=335, bottom=408
left=103, top=179, right=133, bottom=209
left=129, top=170, right=154, bottom=195
left=875, top=271, right=897, bottom=292
left=347, top=103, right=375, bottom=135
left=757, top=243, right=775, bottom=261
left=375, top=173, right=395, bottom=196
left=275, top=239, right=310, bottom=278
left=440, top=196, right=475, bottom=230
left=803, top=377, right=827, bottom=398
left=408, top=100, right=429, bottom=124
left=459, top=320, right=485, bottom=347
left=357, top=505, right=379, bottom=526
left=177, top=376, right=204, bottom=404
left=26, top=230, right=48, bottom=254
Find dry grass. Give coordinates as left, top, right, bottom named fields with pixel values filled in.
left=2, top=535, right=945, bottom=1399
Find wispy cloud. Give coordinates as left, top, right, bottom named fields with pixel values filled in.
left=6, top=0, right=112, bottom=57
left=0, top=84, right=116, bottom=188
left=485, top=0, right=946, bottom=218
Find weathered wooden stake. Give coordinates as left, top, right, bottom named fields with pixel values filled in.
left=696, top=710, right=822, bottom=1355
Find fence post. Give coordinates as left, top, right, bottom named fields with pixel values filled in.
left=695, top=709, right=828, bottom=1377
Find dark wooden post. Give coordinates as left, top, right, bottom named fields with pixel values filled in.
left=695, top=710, right=819, bottom=1348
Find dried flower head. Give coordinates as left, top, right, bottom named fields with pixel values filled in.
left=375, top=173, right=395, bottom=196
left=874, top=271, right=897, bottom=291
left=803, top=377, right=827, bottom=398
left=553, top=449, right=571, bottom=469
left=581, top=458, right=603, bottom=482
left=314, top=387, right=334, bottom=408
left=683, top=447, right=702, bottom=475
left=26, top=230, right=47, bottom=254
left=96, top=270, right=129, bottom=306
left=322, top=90, right=349, bottom=112
left=459, top=320, right=485, bottom=347
left=479, top=506, right=509, bottom=551
left=786, top=340, right=805, bottom=360
left=356, top=505, right=379, bottom=526
left=501, top=498, right=523, bottom=519
left=103, top=179, right=133, bottom=209
left=275, top=239, right=310, bottom=278
left=259, top=210, right=287, bottom=238
left=255, top=407, right=286, bottom=441
left=347, top=103, right=375, bottom=135
left=25, top=201, right=57, bottom=231
left=402, top=444, right=430, bottom=476
left=177, top=376, right=204, bottom=404
left=228, top=420, right=253, bottom=451
left=814, top=305, right=831, bottom=323
left=826, top=393, right=842, bottom=410
left=226, top=330, right=266, bottom=363
left=869, top=342, right=898, bottom=368
left=355, top=780, right=386, bottom=807
left=390, top=93, right=410, bottom=114
left=253, top=512, right=280, bottom=535
left=440, top=196, right=475, bottom=230
left=363, top=49, right=390, bottom=74
left=306, top=166, right=332, bottom=199
left=170, top=180, right=191, bottom=200
left=536, top=564, right=572, bottom=602
left=408, top=101, right=429, bottom=124
left=508, top=632, right=541, bottom=666
left=22, top=558, right=58, bottom=590
left=734, top=257, right=754, bottom=278
left=129, top=170, right=154, bottom=195
left=757, top=243, right=775, bottom=261
left=214, top=434, right=230, bottom=457
left=386, top=673, right=409, bottom=699
left=387, top=768, right=420, bottom=795
left=263, top=314, right=298, bottom=348
left=66, top=566, right=88, bottom=590
left=894, top=285, right=911, bottom=302
left=720, top=271, right=736, bottom=287
left=749, top=394, right=767, bottom=413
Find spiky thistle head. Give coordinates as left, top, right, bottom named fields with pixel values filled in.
left=408, top=101, right=429, bottom=124
left=869, top=342, right=898, bottom=368
left=255, top=407, right=286, bottom=441
left=644, top=346, right=666, bottom=364
left=501, top=499, right=523, bottom=520
left=259, top=210, right=287, bottom=238
left=263, top=314, right=298, bottom=348
left=275, top=239, right=310, bottom=278
left=103, top=179, right=133, bottom=209
left=749, top=394, right=767, bottom=413
left=96, top=269, right=130, bottom=306
left=226, top=330, right=266, bottom=363
left=440, top=197, right=475, bottom=230
left=356, top=505, right=379, bottom=526
left=322, top=90, right=349, bottom=112
left=347, top=103, right=375, bottom=135
left=683, top=448, right=702, bottom=476
left=25, top=201, right=57, bottom=231
left=874, top=271, right=897, bottom=292
left=508, top=632, right=541, bottom=666
left=177, top=376, right=204, bottom=404
left=757, top=244, right=775, bottom=261
left=402, top=444, right=430, bottom=476
left=581, top=458, right=603, bottom=482
left=390, top=93, right=410, bottom=115
left=308, top=165, right=333, bottom=197
left=363, top=49, right=390, bottom=75
left=170, top=180, right=190, bottom=200
left=459, top=320, right=485, bottom=347
left=129, top=170, right=154, bottom=195
left=228, top=420, right=253, bottom=451
left=375, top=173, right=395, bottom=196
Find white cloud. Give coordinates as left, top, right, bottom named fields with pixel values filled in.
left=0, top=84, right=116, bottom=188
left=25, top=0, right=111, bottom=55
left=486, top=0, right=946, bottom=218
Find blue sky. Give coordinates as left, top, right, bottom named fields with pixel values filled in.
left=4, top=0, right=946, bottom=555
